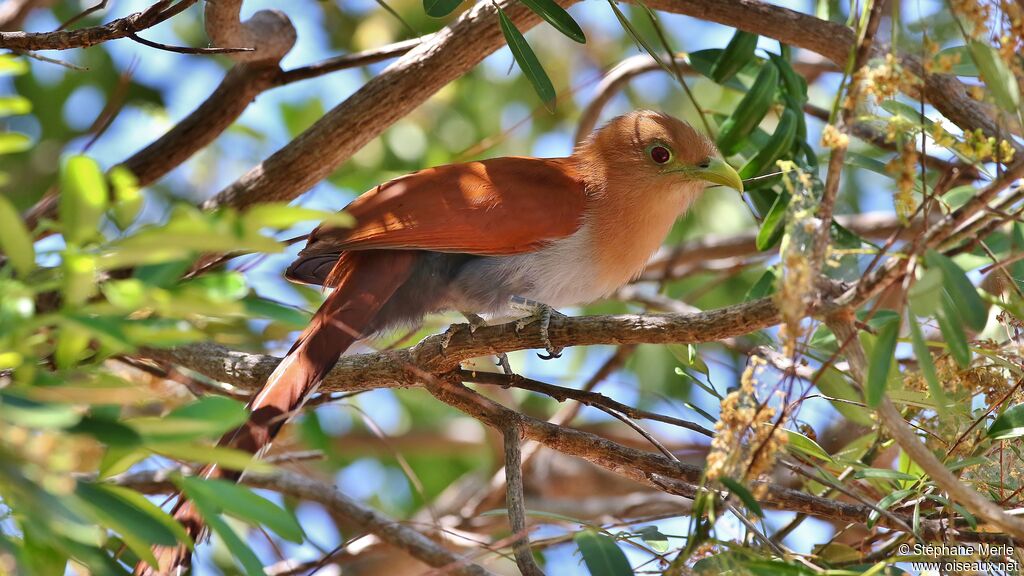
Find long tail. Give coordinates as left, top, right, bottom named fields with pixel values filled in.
left=139, top=250, right=416, bottom=575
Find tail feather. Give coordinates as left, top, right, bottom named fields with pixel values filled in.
left=139, top=250, right=417, bottom=575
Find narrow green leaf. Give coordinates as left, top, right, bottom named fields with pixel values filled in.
left=574, top=530, right=632, bottom=576
left=497, top=6, right=556, bottom=109
left=854, top=468, right=919, bottom=481
left=710, top=30, right=758, bottom=83
left=867, top=488, right=914, bottom=529
left=149, top=443, right=273, bottom=473
left=0, top=96, right=31, bottom=117
left=519, top=0, right=585, bottom=43
left=0, top=193, right=36, bottom=276
left=967, top=40, right=1020, bottom=119
left=865, top=315, right=900, bottom=407
left=181, top=477, right=304, bottom=543
left=908, top=317, right=949, bottom=417
left=987, top=404, right=1024, bottom=440
left=938, top=292, right=971, bottom=367
left=60, top=155, right=109, bottom=245
left=422, top=0, right=461, bottom=17
left=635, top=526, right=669, bottom=553
left=181, top=482, right=265, bottom=575
left=0, top=55, right=28, bottom=76
left=75, top=482, right=179, bottom=568
left=0, top=132, right=31, bottom=154
left=933, top=45, right=978, bottom=76
left=925, top=249, right=988, bottom=331
left=784, top=429, right=834, bottom=463
left=109, top=166, right=142, bottom=229
left=744, top=268, right=777, bottom=301
left=908, top=268, right=943, bottom=317
left=243, top=204, right=354, bottom=230
left=719, top=476, right=764, bottom=517
left=755, top=191, right=790, bottom=250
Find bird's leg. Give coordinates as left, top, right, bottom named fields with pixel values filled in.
left=456, top=312, right=515, bottom=376
left=509, top=296, right=565, bottom=360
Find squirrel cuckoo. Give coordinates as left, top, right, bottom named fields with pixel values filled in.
left=142, top=110, right=741, bottom=574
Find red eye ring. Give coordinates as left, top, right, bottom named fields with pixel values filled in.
left=650, top=145, right=671, bottom=164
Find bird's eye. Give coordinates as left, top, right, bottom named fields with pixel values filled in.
left=649, top=145, right=672, bottom=164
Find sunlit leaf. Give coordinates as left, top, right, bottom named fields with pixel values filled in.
left=0, top=193, right=36, bottom=276
left=59, top=155, right=109, bottom=245
left=0, top=132, right=32, bottom=154
left=784, top=428, right=834, bottom=463
left=0, top=96, right=31, bottom=117
left=987, top=404, right=1024, bottom=440
left=908, top=317, right=949, bottom=417
left=180, top=477, right=304, bottom=543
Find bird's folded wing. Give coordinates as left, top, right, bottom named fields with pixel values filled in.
left=303, top=156, right=588, bottom=257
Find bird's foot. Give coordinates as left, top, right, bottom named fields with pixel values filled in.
left=461, top=312, right=515, bottom=376
left=509, top=296, right=565, bottom=360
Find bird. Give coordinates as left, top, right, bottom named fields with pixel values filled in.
left=141, top=110, right=742, bottom=574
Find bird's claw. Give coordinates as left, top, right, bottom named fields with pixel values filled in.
left=509, top=296, right=565, bottom=361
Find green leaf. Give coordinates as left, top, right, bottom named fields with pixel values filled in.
left=243, top=204, right=354, bottom=230
left=987, top=404, right=1024, bottom=440
left=60, top=155, right=109, bottom=245
left=75, top=482, right=180, bottom=568
left=0, top=193, right=36, bottom=276
left=908, top=268, right=943, bottom=317
left=130, top=397, right=247, bottom=442
left=710, top=30, right=758, bottom=83
left=784, top=429, right=834, bottom=463
left=180, top=480, right=265, bottom=574
left=967, top=40, right=1020, bottom=120
left=755, top=191, right=789, bottom=250
left=867, top=488, right=914, bottom=529
left=574, top=530, right=632, bottom=576
left=925, top=249, right=988, bottom=331
left=180, top=477, right=304, bottom=543
left=908, top=317, right=949, bottom=417
left=854, top=468, right=919, bottom=481
left=744, top=268, right=777, bottom=301
left=938, top=292, right=971, bottom=367
left=497, top=7, right=556, bottom=109
left=519, top=0, right=585, bottom=43
left=423, top=0, right=461, bottom=17
left=150, top=443, right=273, bottom=473
left=0, top=391, right=82, bottom=428
left=635, top=526, right=669, bottom=553
left=719, top=476, right=764, bottom=517
left=865, top=314, right=900, bottom=407
left=0, top=132, right=32, bottom=154
left=0, top=55, right=28, bottom=76
left=0, top=96, right=31, bottom=117
left=109, top=166, right=142, bottom=229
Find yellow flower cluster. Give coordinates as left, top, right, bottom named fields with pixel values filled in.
left=886, top=140, right=919, bottom=222
left=950, top=0, right=991, bottom=36
left=705, top=356, right=788, bottom=486
left=846, top=54, right=915, bottom=109
left=820, top=124, right=849, bottom=149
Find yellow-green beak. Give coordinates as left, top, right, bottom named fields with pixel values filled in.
left=694, top=157, right=743, bottom=193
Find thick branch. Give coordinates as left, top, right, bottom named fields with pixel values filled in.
left=140, top=296, right=780, bottom=394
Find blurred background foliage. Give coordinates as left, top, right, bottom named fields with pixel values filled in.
left=1, top=0, right=1023, bottom=574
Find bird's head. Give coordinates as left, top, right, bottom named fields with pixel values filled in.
left=577, top=110, right=743, bottom=195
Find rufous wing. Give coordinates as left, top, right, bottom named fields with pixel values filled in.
left=287, top=157, right=588, bottom=285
